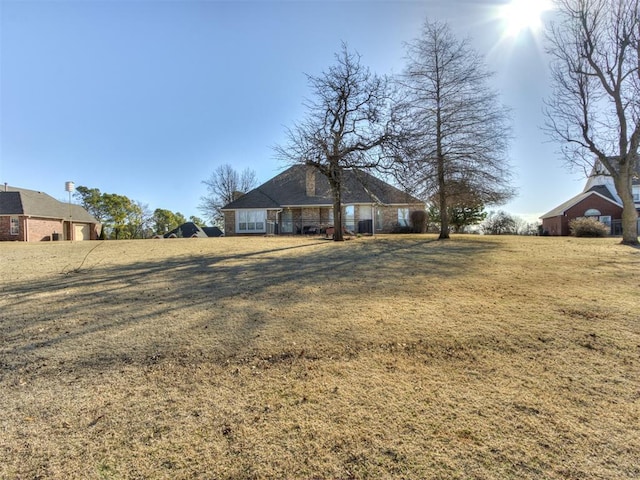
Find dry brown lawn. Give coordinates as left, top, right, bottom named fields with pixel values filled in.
left=1, top=234, right=639, bottom=479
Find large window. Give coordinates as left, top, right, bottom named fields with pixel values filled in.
left=10, top=216, right=19, bottom=235
left=344, top=205, right=355, bottom=232
left=633, top=186, right=640, bottom=202
left=398, top=208, right=410, bottom=227
left=376, top=208, right=384, bottom=231
left=237, top=210, right=266, bottom=233
left=281, top=210, right=293, bottom=233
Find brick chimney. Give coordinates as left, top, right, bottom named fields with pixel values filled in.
left=232, top=191, right=245, bottom=201
left=305, top=167, right=315, bottom=197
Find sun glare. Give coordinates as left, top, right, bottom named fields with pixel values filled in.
left=499, top=0, right=553, bottom=38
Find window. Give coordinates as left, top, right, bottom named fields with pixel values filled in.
left=599, top=215, right=612, bottom=229
left=584, top=208, right=601, bottom=217
left=236, top=210, right=266, bottom=233
left=633, top=186, right=640, bottom=202
left=10, top=217, right=19, bottom=235
left=398, top=208, right=410, bottom=227
left=344, top=205, right=355, bottom=232
left=281, top=210, right=293, bottom=233
left=376, top=208, right=384, bottom=231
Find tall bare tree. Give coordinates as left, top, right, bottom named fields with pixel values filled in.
left=395, top=20, right=514, bottom=240
left=544, top=0, right=640, bottom=245
left=275, top=44, right=393, bottom=241
left=200, top=164, right=257, bottom=227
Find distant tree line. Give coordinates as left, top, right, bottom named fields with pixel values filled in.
left=74, top=186, right=204, bottom=240
left=479, top=211, right=539, bottom=236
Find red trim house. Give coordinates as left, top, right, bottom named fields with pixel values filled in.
left=540, top=165, right=640, bottom=236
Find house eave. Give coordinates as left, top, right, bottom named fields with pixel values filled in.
left=222, top=202, right=425, bottom=211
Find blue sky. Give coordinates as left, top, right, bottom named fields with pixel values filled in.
left=1, top=0, right=586, bottom=223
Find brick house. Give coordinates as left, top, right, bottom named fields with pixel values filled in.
left=0, top=185, right=101, bottom=241
left=540, top=164, right=640, bottom=236
left=221, top=165, right=425, bottom=236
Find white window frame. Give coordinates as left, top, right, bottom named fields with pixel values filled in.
left=375, top=207, right=384, bottom=231
left=633, top=186, right=640, bottom=202
left=398, top=208, right=410, bottom=227
left=281, top=209, right=293, bottom=233
left=10, top=216, right=19, bottom=235
left=344, top=205, right=355, bottom=231
left=599, top=215, right=612, bottom=228
left=236, top=209, right=266, bottom=233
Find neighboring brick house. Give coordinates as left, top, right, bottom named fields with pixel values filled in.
left=540, top=163, right=640, bottom=236
left=0, top=185, right=100, bottom=241
left=221, top=165, right=425, bottom=236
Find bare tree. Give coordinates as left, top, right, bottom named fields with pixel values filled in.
left=481, top=210, right=518, bottom=235
left=200, top=164, right=257, bottom=227
left=544, top=0, right=639, bottom=245
left=275, top=44, right=393, bottom=241
left=127, top=201, right=153, bottom=239
left=395, top=20, right=514, bottom=240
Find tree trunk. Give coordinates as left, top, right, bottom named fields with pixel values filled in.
left=435, top=90, right=449, bottom=240
left=333, top=198, right=343, bottom=241
left=437, top=155, right=449, bottom=240
left=329, top=165, right=344, bottom=242
left=614, top=173, right=639, bottom=245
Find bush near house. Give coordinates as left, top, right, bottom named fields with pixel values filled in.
left=569, top=217, right=609, bottom=237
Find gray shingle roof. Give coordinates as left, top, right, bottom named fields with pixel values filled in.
left=222, top=165, right=423, bottom=210
left=0, top=186, right=99, bottom=223
left=587, top=184, right=618, bottom=202
left=164, top=222, right=223, bottom=238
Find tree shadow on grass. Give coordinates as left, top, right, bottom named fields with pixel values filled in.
left=0, top=236, right=499, bottom=378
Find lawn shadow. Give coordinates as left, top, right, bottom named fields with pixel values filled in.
left=0, top=236, right=499, bottom=377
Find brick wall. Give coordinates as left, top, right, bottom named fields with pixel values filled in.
left=0, top=216, right=65, bottom=241
left=28, top=218, right=65, bottom=241
left=301, top=208, right=321, bottom=225
left=319, top=207, right=332, bottom=225
left=375, top=205, right=424, bottom=233
left=224, top=211, right=236, bottom=236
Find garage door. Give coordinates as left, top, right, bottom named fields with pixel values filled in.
left=74, top=224, right=90, bottom=240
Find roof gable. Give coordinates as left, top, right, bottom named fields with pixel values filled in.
left=222, top=165, right=423, bottom=210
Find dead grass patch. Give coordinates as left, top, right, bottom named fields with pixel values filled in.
left=1, top=235, right=639, bottom=479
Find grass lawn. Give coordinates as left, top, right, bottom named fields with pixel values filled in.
left=1, top=234, right=639, bottom=479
